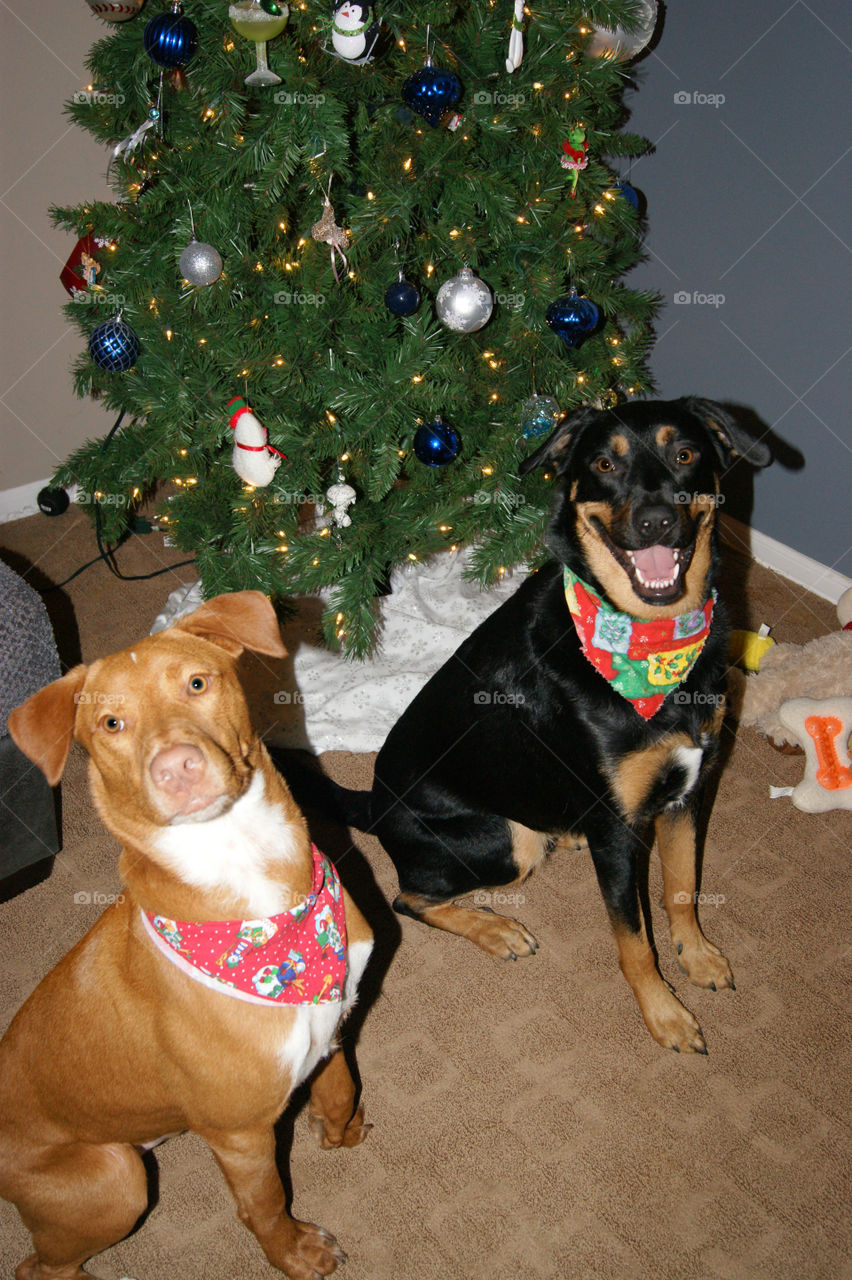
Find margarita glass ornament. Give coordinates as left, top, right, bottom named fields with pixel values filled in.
left=229, top=0, right=289, bottom=87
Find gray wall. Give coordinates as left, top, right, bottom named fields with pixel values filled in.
left=0, top=0, right=114, bottom=503
left=624, top=0, right=851, bottom=577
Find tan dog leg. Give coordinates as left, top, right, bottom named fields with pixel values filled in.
left=395, top=893, right=539, bottom=960
left=656, top=809, right=734, bottom=991
left=308, top=1048, right=371, bottom=1150
left=202, top=1126, right=345, bottom=1279
left=613, top=921, right=707, bottom=1054
left=11, top=1142, right=148, bottom=1280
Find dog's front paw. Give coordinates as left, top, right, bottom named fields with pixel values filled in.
left=276, top=1220, right=346, bottom=1279
left=309, top=1101, right=372, bottom=1150
left=468, top=910, right=539, bottom=960
left=638, top=984, right=707, bottom=1054
left=675, top=933, right=734, bottom=992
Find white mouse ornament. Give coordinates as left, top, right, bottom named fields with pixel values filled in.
left=227, top=397, right=284, bottom=487
left=330, top=1, right=380, bottom=63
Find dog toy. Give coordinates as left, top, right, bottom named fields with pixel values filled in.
left=775, top=697, right=852, bottom=812
left=729, top=623, right=775, bottom=671
left=227, top=397, right=284, bottom=487
left=733, top=587, right=852, bottom=811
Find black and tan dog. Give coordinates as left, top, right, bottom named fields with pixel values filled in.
left=290, top=398, right=770, bottom=1053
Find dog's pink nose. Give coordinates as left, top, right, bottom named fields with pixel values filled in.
left=149, top=744, right=206, bottom=796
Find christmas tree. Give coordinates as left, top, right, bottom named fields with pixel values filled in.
left=54, top=0, right=659, bottom=655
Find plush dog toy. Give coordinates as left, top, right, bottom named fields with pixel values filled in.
left=733, top=586, right=852, bottom=811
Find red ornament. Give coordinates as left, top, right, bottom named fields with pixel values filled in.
left=59, top=234, right=112, bottom=296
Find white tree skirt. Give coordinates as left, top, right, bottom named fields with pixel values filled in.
left=151, top=551, right=525, bottom=754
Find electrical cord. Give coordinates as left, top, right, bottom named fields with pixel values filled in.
left=43, top=410, right=195, bottom=591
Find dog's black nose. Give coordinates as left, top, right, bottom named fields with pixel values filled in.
left=635, top=503, right=675, bottom=541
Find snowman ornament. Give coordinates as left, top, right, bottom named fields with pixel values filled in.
left=330, top=1, right=380, bottom=64
left=227, top=397, right=284, bottom=487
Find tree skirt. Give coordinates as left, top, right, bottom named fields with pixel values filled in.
left=151, top=551, right=524, bottom=754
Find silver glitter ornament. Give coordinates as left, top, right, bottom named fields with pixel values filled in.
left=435, top=266, right=493, bottom=333
left=519, top=394, right=562, bottom=440
left=180, top=238, right=223, bottom=286
left=585, top=0, right=658, bottom=60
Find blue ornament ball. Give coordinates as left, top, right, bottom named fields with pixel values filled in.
left=384, top=278, right=420, bottom=317
left=413, top=418, right=460, bottom=467
left=615, top=181, right=640, bottom=209
left=520, top=395, right=562, bottom=440
left=88, top=317, right=140, bottom=372
left=143, top=5, right=198, bottom=69
left=401, top=57, right=461, bottom=128
left=545, top=292, right=600, bottom=349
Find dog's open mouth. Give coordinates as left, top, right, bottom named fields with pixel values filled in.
left=597, top=525, right=695, bottom=606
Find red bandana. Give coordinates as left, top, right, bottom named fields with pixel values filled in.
left=564, top=568, right=715, bottom=719
left=141, top=845, right=347, bottom=1005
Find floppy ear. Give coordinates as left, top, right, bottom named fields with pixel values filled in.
left=7, top=665, right=88, bottom=786
left=681, top=397, right=771, bottom=469
left=519, top=405, right=601, bottom=476
left=174, top=590, right=288, bottom=659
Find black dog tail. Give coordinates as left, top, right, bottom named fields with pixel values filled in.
left=269, top=747, right=374, bottom=831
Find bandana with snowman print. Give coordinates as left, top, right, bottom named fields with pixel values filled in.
left=141, top=845, right=346, bottom=1006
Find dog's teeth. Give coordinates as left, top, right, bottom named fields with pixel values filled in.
left=633, top=560, right=681, bottom=592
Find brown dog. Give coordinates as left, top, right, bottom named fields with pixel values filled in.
left=0, top=591, right=373, bottom=1280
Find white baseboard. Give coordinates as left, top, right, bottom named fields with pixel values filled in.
left=0, top=479, right=79, bottom=525
left=0, top=479, right=51, bottom=524
left=0, top=478, right=80, bottom=522
left=720, top=514, right=851, bottom=605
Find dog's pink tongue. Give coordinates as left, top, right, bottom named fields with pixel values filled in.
left=633, top=545, right=676, bottom=579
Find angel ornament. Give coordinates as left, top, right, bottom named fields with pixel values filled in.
left=311, top=194, right=350, bottom=283
left=506, top=0, right=525, bottom=72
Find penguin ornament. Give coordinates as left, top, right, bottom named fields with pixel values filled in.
left=330, top=0, right=380, bottom=63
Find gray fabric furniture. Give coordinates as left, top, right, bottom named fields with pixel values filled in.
left=0, top=559, right=61, bottom=893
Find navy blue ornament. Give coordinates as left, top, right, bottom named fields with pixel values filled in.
left=615, top=181, right=640, bottom=210
left=384, top=276, right=420, bottom=317
left=143, top=2, right=198, bottom=69
left=401, top=56, right=461, bottom=128
left=413, top=417, right=460, bottom=466
left=89, top=316, right=140, bottom=372
left=546, top=291, right=600, bottom=349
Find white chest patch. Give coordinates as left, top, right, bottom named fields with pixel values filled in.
left=151, top=771, right=301, bottom=915
left=277, top=937, right=373, bottom=1087
left=668, top=744, right=704, bottom=807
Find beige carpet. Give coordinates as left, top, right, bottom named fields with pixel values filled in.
left=1, top=505, right=850, bottom=1280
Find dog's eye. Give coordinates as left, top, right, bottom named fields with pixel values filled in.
left=595, top=457, right=615, bottom=473
left=676, top=447, right=696, bottom=465
left=102, top=716, right=124, bottom=734
left=188, top=675, right=210, bottom=695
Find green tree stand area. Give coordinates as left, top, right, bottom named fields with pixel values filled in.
left=55, top=0, right=660, bottom=655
